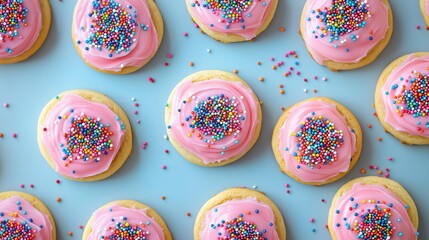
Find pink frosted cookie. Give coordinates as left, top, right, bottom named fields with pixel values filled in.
left=329, top=177, right=419, bottom=240
left=0, top=191, right=56, bottom=239
left=272, top=97, right=362, bottom=185
left=0, top=0, right=51, bottom=64
left=194, top=188, right=286, bottom=240
left=185, top=0, right=278, bottom=42
left=72, top=0, right=163, bottom=74
left=300, top=0, right=393, bottom=71
left=83, top=200, right=172, bottom=239
left=38, top=90, right=132, bottom=181
left=165, top=70, right=262, bottom=167
left=375, top=53, right=429, bottom=145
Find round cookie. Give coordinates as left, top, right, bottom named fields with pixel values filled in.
left=0, top=0, right=51, bottom=64
left=272, top=97, right=362, bottom=185
left=194, top=188, right=286, bottom=239
left=38, top=90, right=133, bottom=181
left=421, top=0, right=429, bottom=26
left=72, top=0, right=163, bottom=74
left=165, top=70, right=262, bottom=167
left=328, top=176, right=419, bottom=240
left=300, top=0, right=393, bottom=71
left=185, top=0, right=278, bottom=43
left=83, top=200, right=172, bottom=239
left=0, top=191, right=56, bottom=239
left=375, top=52, right=429, bottom=145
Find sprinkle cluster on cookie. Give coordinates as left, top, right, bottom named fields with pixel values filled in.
left=306, top=0, right=371, bottom=53
left=76, top=0, right=150, bottom=57
left=291, top=113, right=344, bottom=169
left=0, top=0, right=29, bottom=54
left=208, top=206, right=275, bottom=239
left=386, top=71, right=429, bottom=133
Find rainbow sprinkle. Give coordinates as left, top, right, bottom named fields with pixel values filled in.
left=353, top=207, right=394, bottom=239
left=292, top=114, right=344, bottom=169
left=334, top=196, right=422, bottom=239
left=61, top=113, right=113, bottom=164
left=221, top=217, right=263, bottom=240
left=393, top=72, right=429, bottom=118
left=308, top=0, right=370, bottom=48
left=103, top=221, right=149, bottom=239
left=84, top=0, right=147, bottom=56
left=322, top=0, right=369, bottom=39
left=187, top=94, right=243, bottom=142
left=0, top=0, right=29, bottom=52
left=0, top=218, right=35, bottom=239
left=191, top=0, right=254, bottom=29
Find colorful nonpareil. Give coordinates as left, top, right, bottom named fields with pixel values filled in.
left=0, top=0, right=42, bottom=58
left=331, top=183, right=418, bottom=239
left=277, top=100, right=357, bottom=183
left=86, top=204, right=166, bottom=239
left=199, top=198, right=279, bottom=239
left=188, top=0, right=274, bottom=40
left=380, top=54, right=429, bottom=138
left=40, top=94, right=125, bottom=178
left=73, top=0, right=159, bottom=72
left=292, top=115, right=344, bottom=168
left=302, top=0, right=390, bottom=64
left=0, top=196, right=53, bottom=239
left=166, top=74, right=261, bottom=165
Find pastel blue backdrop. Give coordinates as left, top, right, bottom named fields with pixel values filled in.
left=0, top=0, right=428, bottom=239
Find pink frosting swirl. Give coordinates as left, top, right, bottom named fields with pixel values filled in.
left=187, top=0, right=273, bottom=40
left=200, top=198, right=279, bottom=239
left=278, top=100, right=357, bottom=183
left=302, top=0, right=389, bottom=64
left=72, top=0, right=158, bottom=72
left=0, top=0, right=42, bottom=58
left=167, top=78, right=260, bottom=164
left=40, top=94, right=125, bottom=178
left=0, top=196, right=53, bottom=239
left=88, top=204, right=165, bottom=239
left=331, top=183, right=418, bottom=239
left=380, top=54, right=429, bottom=137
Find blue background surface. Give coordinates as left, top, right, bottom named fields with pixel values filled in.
left=1, top=0, right=428, bottom=239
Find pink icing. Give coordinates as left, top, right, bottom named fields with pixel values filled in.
left=167, top=78, right=260, bottom=164
left=0, top=196, right=53, bottom=239
left=278, top=100, right=357, bottom=183
left=187, top=0, right=273, bottom=40
left=200, top=198, right=279, bottom=239
left=88, top=204, right=165, bottom=239
left=331, top=183, right=418, bottom=239
left=0, top=0, right=42, bottom=58
left=40, top=94, right=125, bottom=178
left=302, top=0, right=389, bottom=64
left=381, top=54, right=429, bottom=137
left=72, top=0, right=158, bottom=72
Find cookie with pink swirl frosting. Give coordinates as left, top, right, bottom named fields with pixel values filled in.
left=165, top=70, right=262, bottom=167
left=300, top=0, right=393, bottom=71
left=272, top=97, right=362, bottom=185
left=329, top=176, right=419, bottom=240
left=185, top=0, right=278, bottom=43
left=72, top=0, right=163, bottom=74
left=83, top=200, right=172, bottom=240
left=0, top=191, right=56, bottom=239
left=421, top=0, right=429, bottom=26
left=0, top=0, right=51, bottom=64
left=38, top=90, right=132, bottom=181
left=194, top=188, right=286, bottom=240
left=375, top=53, right=429, bottom=145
